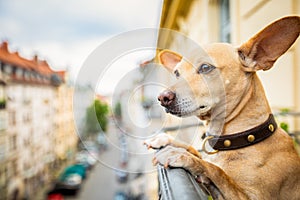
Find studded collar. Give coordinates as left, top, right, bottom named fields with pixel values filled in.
left=203, top=114, right=277, bottom=153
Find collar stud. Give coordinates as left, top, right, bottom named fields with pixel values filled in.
left=268, top=124, right=274, bottom=132
left=223, top=139, right=231, bottom=147
left=247, top=135, right=255, bottom=142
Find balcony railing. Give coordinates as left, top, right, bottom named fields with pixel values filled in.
left=275, top=111, right=300, bottom=144
left=157, top=122, right=208, bottom=200
left=158, top=165, right=208, bottom=200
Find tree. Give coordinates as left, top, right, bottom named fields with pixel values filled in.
left=85, top=99, right=109, bottom=135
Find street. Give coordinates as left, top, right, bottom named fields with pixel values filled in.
left=64, top=120, right=158, bottom=200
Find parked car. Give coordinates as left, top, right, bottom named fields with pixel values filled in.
left=115, top=169, right=129, bottom=183
left=81, top=141, right=99, bottom=153
left=61, top=164, right=87, bottom=180
left=54, top=177, right=82, bottom=195
left=120, top=149, right=129, bottom=167
left=53, top=164, right=87, bottom=195
left=119, top=135, right=129, bottom=167
left=114, top=191, right=128, bottom=200
left=76, top=150, right=97, bottom=170
left=97, top=133, right=108, bottom=151
left=46, top=189, right=64, bottom=200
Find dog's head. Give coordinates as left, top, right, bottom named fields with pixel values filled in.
left=158, top=16, right=300, bottom=120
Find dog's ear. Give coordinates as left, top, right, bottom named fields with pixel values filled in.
left=158, top=50, right=182, bottom=71
left=238, top=16, right=300, bottom=72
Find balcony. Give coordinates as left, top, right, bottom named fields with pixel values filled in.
left=0, top=99, right=5, bottom=110
left=0, top=141, right=5, bottom=162
left=0, top=79, right=6, bottom=110
left=275, top=111, right=300, bottom=145
left=0, top=110, right=7, bottom=131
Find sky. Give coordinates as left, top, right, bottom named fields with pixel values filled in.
left=0, top=0, right=163, bottom=87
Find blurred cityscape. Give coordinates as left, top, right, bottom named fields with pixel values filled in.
left=0, top=41, right=77, bottom=199
left=0, top=40, right=166, bottom=200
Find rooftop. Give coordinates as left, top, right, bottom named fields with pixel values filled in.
left=0, top=41, right=65, bottom=85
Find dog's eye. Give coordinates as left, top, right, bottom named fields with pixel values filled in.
left=197, top=64, right=215, bottom=74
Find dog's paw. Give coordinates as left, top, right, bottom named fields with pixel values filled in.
left=143, top=132, right=174, bottom=149
left=153, top=145, right=194, bottom=168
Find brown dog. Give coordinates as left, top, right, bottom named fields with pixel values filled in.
left=144, top=16, right=300, bottom=199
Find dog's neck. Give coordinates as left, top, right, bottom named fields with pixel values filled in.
left=207, top=73, right=271, bottom=136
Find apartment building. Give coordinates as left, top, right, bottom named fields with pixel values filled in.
left=53, top=83, right=77, bottom=162
left=0, top=41, right=78, bottom=199
left=0, top=76, right=7, bottom=198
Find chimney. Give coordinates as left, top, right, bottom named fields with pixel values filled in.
left=33, top=55, right=39, bottom=63
left=0, top=41, right=9, bottom=52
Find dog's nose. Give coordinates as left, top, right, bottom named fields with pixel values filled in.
left=158, top=90, right=176, bottom=107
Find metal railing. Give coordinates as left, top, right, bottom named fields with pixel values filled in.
left=275, top=111, right=300, bottom=144
left=158, top=165, right=208, bottom=200
left=156, top=122, right=208, bottom=200
left=160, top=122, right=203, bottom=133
left=274, top=111, right=300, bottom=117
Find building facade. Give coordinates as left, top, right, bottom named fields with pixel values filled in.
left=0, top=41, right=78, bottom=199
